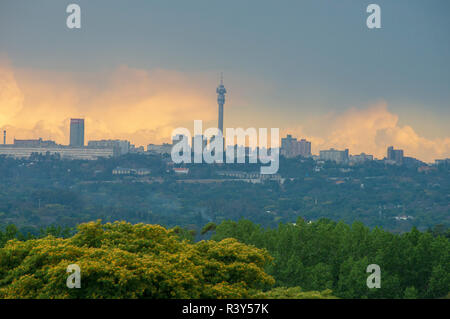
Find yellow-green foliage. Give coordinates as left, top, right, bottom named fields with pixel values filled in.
left=0, top=221, right=275, bottom=299
left=255, top=287, right=337, bottom=299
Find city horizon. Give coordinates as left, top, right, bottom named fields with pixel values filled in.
left=1, top=1, right=449, bottom=163
left=0, top=69, right=447, bottom=163
left=0, top=115, right=442, bottom=164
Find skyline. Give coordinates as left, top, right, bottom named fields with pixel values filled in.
left=0, top=0, right=449, bottom=162
left=0, top=114, right=443, bottom=164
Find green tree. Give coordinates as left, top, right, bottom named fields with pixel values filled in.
left=403, top=286, right=418, bottom=299
left=0, top=221, right=275, bottom=299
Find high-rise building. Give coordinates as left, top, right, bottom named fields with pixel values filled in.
left=70, top=118, right=85, bottom=147
left=281, top=134, right=297, bottom=157
left=387, top=146, right=404, bottom=164
left=298, top=139, right=312, bottom=157
left=216, top=73, right=227, bottom=134
left=387, top=146, right=394, bottom=159
left=281, top=135, right=311, bottom=158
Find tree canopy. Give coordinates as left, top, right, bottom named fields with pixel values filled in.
left=0, top=221, right=275, bottom=298
left=212, top=218, right=450, bottom=299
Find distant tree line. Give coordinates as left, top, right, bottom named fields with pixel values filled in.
left=207, top=219, right=450, bottom=299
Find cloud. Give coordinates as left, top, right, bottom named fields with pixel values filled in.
left=0, top=60, right=215, bottom=146
left=0, top=58, right=448, bottom=163
left=284, top=102, right=450, bottom=162
left=0, top=59, right=24, bottom=126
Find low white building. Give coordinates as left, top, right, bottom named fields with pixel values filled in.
left=88, top=139, right=130, bottom=156
left=319, top=148, right=349, bottom=163
left=350, top=153, right=373, bottom=163
left=0, top=146, right=114, bottom=160
left=112, top=167, right=151, bottom=176
left=173, top=167, right=189, bottom=174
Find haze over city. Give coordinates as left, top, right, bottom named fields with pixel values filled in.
left=1, top=0, right=449, bottom=162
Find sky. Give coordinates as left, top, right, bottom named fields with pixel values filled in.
left=0, top=0, right=449, bottom=162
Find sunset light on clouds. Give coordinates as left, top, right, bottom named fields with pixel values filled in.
left=1, top=0, right=449, bottom=163
left=1, top=55, right=448, bottom=163
left=0, top=57, right=215, bottom=147
left=283, top=103, right=450, bottom=162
